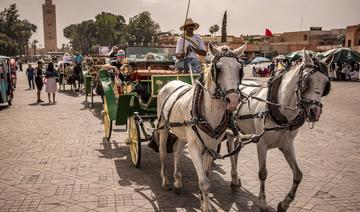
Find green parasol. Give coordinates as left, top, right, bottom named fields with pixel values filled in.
left=320, top=48, right=360, bottom=64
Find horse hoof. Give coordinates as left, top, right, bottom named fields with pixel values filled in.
left=230, top=183, right=241, bottom=191
left=277, top=202, right=287, bottom=212
left=174, top=187, right=182, bottom=195
left=162, top=184, right=171, bottom=191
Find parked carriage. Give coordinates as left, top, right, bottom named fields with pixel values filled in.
left=0, top=56, right=14, bottom=106
left=100, top=46, right=199, bottom=167
left=82, top=56, right=108, bottom=105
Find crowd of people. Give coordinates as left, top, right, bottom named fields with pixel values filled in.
left=251, top=61, right=278, bottom=77
left=329, top=62, right=359, bottom=82
left=23, top=51, right=84, bottom=104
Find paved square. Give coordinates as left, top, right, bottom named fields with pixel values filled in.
left=0, top=72, right=359, bottom=211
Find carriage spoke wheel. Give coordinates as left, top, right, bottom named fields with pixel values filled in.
left=103, top=97, right=112, bottom=140
left=128, top=116, right=141, bottom=168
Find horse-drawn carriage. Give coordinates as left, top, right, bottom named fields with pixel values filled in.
left=83, top=56, right=107, bottom=105
left=58, top=62, right=84, bottom=92
left=100, top=46, right=199, bottom=167
left=99, top=43, right=334, bottom=211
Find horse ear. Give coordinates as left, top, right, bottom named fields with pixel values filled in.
left=233, top=42, right=247, bottom=56
left=208, top=41, right=221, bottom=56
left=321, top=54, right=334, bottom=67
left=303, top=49, right=314, bottom=66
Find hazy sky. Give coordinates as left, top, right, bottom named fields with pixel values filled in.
left=1, top=0, right=360, bottom=48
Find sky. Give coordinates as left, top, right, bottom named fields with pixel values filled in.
left=1, top=0, right=360, bottom=48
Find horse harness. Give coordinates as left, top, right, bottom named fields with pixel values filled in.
left=237, top=60, right=331, bottom=133
left=158, top=51, right=244, bottom=160
left=210, top=51, right=244, bottom=100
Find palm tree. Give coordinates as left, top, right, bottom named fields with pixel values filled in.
left=213, top=24, right=219, bottom=36
left=209, top=26, right=215, bottom=37
left=209, top=25, right=220, bottom=37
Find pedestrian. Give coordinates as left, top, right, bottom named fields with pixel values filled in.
left=252, top=66, right=256, bottom=77
left=25, top=64, right=35, bottom=89
left=45, top=62, right=59, bottom=104
left=35, top=61, right=44, bottom=103
left=18, top=58, right=23, bottom=72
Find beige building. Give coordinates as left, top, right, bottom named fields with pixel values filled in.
left=42, top=0, right=57, bottom=52
left=345, top=24, right=360, bottom=52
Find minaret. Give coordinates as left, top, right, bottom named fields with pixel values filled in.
left=42, top=0, right=57, bottom=52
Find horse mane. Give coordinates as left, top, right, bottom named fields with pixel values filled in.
left=203, top=64, right=213, bottom=90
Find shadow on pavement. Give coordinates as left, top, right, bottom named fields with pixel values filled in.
left=40, top=102, right=54, bottom=106
left=81, top=101, right=103, bottom=121
left=108, top=143, right=272, bottom=211
left=0, top=105, right=10, bottom=111
left=28, top=102, right=40, bottom=106
left=97, top=137, right=125, bottom=159
left=60, top=89, right=82, bottom=97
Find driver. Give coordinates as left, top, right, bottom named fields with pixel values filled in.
left=73, top=51, right=83, bottom=65
left=175, top=18, right=207, bottom=73
left=62, top=52, right=71, bottom=65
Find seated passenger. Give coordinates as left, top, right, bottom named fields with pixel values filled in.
left=102, top=49, right=126, bottom=80
left=144, top=52, right=156, bottom=61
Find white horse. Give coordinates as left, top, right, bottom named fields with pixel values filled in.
left=228, top=50, right=331, bottom=211
left=156, top=42, right=246, bottom=212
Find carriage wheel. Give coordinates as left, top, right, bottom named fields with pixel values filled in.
left=128, top=116, right=141, bottom=168
left=103, top=97, right=112, bottom=140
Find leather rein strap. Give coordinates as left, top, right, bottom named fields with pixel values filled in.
left=191, top=83, right=230, bottom=139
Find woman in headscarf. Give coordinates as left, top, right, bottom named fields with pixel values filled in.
left=45, top=62, right=59, bottom=103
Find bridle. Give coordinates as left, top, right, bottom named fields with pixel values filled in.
left=295, top=60, right=331, bottom=110
left=209, top=51, right=244, bottom=101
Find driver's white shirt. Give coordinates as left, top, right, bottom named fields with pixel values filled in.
left=175, top=34, right=206, bottom=59
left=62, top=56, right=71, bottom=64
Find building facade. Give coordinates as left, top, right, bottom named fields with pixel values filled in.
left=346, top=24, right=360, bottom=52
left=42, top=0, right=57, bottom=52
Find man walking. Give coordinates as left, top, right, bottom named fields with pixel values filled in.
left=26, top=64, right=35, bottom=89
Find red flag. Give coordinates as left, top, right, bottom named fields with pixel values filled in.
left=265, top=28, right=273, bottom=37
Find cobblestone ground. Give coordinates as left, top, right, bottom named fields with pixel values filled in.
left=0, top=69, right=359, bottom=212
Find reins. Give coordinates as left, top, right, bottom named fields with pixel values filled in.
left=234, top=61, right=330, bottom=143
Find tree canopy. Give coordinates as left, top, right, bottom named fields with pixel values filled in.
left=125, top=11, right=160, bottom=46
left=0, top=4, right=37, bottom=56
left=63, top=11, right=160, bottom=54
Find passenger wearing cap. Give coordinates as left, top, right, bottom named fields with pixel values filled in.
left=175, top=18, right=207, bottom=73
left=102, top=49, right=129, bottom=82
left=35, top=60, right=44, bottom=102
